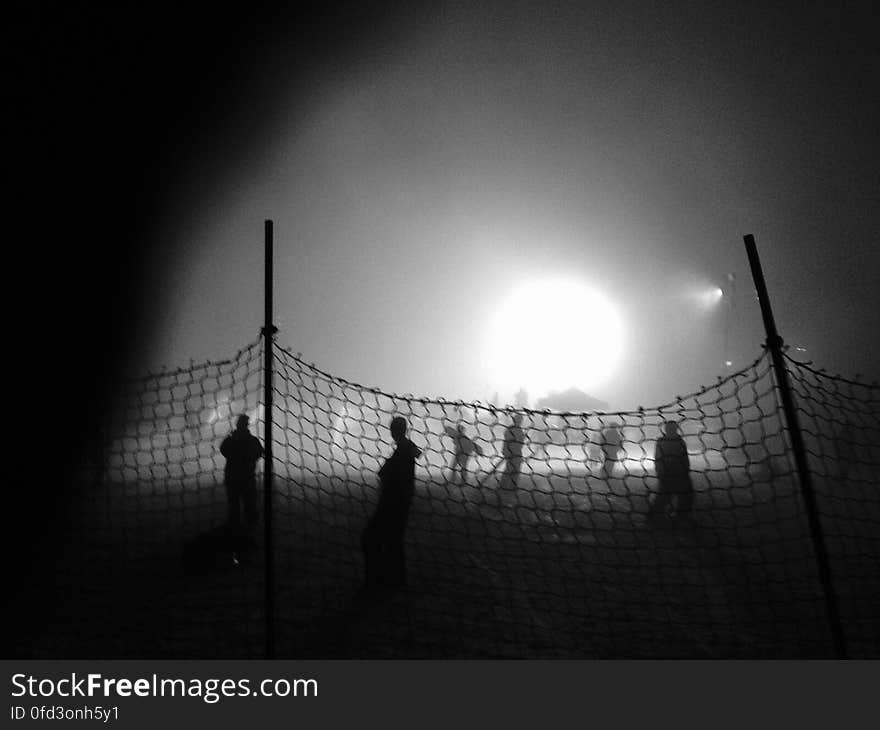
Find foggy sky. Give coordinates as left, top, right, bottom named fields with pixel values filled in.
left=133, top=1, right=879, bottom=410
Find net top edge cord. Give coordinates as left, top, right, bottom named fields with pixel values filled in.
left=119, top=337, right=263, bottom=385
left=116, top=338, right=775, bottom=416
left=274, top=341, right=774, bottom=418
left=113, top=338, right=880, bottom=417
left=783, top=352, right=880, bottom=391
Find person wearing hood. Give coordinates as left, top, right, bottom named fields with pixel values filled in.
left=650, top=421, right=694, bottom=522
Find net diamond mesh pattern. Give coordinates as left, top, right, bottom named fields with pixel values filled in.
left=272, top=345, right=858, bottom=658
left=784, top=356, right=880, bottom=658
left=30, top=339, right=879, bottom=658
left=33, top=340, right=265, bottom=658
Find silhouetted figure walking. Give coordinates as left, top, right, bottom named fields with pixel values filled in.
left=650, top=421, right=694, bottom=522
left=600, top=421, right=623, bottom=477
left=220, top=415, right=264, bottom=535
left=500, top=414, right=525, bottom=490
left=362, top=417, right=422, bottom=590
left=445, top=423, right=483, bottom=485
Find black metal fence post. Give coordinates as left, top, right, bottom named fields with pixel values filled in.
left=743, top=233, right=847, bottom=658
left=263, top=220, right=277, bottom=659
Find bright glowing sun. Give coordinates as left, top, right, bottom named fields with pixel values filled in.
left=485, top=278, right=625, bottom=399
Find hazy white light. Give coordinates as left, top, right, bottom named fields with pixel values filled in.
left=484, top=278, right=625, bottom=399
left=696, top=285, right=725, bottom=309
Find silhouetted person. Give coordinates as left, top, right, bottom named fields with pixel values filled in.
left=600, top=421, right=623, bottom=477
left=446, top=423, right=483, bottom=485
left=500, top=414, right=525, bottom=489
left=220, top=415, right=263, bottom=535
left=650, top=421, right=694, bottom=521
left=362, top=416, right=422, bottom=589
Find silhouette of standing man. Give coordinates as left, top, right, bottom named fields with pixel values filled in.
left=600, top=421, right=623, bottom=478
left=650, top=421, right=694, bottom=522
left=220, top=415, right=264, bottom=535
left=500, top=414, right=525, bottom=489
left=363, top=416, right=422, bottom=590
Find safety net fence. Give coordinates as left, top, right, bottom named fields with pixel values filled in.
left=25, top=338, right=880, bottom=658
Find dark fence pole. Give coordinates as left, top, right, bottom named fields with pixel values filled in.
left=743, top=233, right=847, bottom=659
left=263, top=219, right=277, bottom=659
